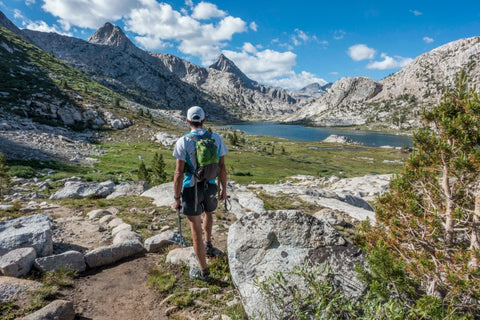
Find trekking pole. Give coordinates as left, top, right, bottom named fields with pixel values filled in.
left=176, top=208, right=186, bottom=248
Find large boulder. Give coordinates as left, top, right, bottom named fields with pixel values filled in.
left=0, top=214, right=53, bottom=257
left=34, top=250, right=86, bottom=273
left=107, top=181, right=149, bottom=199
left=49, top=180, right=115, bottom=199
left=0, top=247, right=36, bottom=277
left=228, top=210, right=366, bottom=319
left=84, top=240, right=144, bottom=268
left=141, top=182, right=173, bottom=207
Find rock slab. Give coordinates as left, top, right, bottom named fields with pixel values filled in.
left=21, top=299, right=75, bottom=320
left=34, top=250, right=86, bottom=273
left=0, top=247, right=36, bottom=277
left=84, top=241, right=144, bottom=268
left=0, top=214, right=53, bottom=257
left=49, top=180, right=115, bottom=199
left=228, top=210, right=366, bottom=319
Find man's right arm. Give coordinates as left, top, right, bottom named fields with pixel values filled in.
left=172, top=159, right=185, bottom=209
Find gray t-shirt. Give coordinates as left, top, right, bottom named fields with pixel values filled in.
left=173, top=128, right=228, bottom=188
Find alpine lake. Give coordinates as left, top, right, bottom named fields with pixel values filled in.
left=209, top=122, right=411, bottom=184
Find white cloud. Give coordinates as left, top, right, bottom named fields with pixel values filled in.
left=410, top=9, right=422, bottom=16
left=42, top=0, right=139, bottom=29
left=134, top=35, right=169, bottom=50
left=347, top=44, right=376, bottom=61
left=366, top=53, right=413, bottom=70
left=25, top=0, right=36, bottom=6
left=333, top=30, right=345, bottom=40
left=14, top=8, right=71, bottom=35
left=242, top=42, right=257, bottom=54
left=13, top=9, right=23, bottom=19
left=185, top=0, right=193, bottom=8
left=423, top=36, right=434, bottom=43
left=192, top=2, right=226, bottom=20
left=125, top=2, right=247, bottom=64
left=249, top=21, right=258, bottom=32
left=24, top=19, right=72, bottom=35
left=222, top=45, right=327, bottom=89
left=290, top=29, right=319, bottom=46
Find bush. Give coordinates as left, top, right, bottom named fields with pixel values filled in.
left=9, top=165, right=37, bottom=178
left=0, top=153, right=11, bottom=197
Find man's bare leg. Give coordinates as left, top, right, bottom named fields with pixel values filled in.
left=187, top=215, right=207, bottom=270
left=203, top=211, right=213, bottom=243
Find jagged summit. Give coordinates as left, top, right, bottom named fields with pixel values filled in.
left=209, top=54, right=252, bottom=82
left=87, top=22, right=136, bottom=51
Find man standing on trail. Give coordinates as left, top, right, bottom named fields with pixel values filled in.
left=172, top=106, right=228, bottom=281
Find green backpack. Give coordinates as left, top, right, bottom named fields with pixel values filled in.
left=187, top=131, right=219, bottom=182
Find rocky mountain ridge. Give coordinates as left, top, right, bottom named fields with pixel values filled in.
left=290, top=37, right=480, bottom=128
left=2, top=10, right=480, bottom=132
left=14, top=19, right=300, bottom=121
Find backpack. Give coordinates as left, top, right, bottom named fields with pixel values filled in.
left=187, top=131, right=219, bottom=182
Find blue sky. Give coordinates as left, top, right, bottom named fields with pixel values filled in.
left=2, top=0, right=480, bottom=89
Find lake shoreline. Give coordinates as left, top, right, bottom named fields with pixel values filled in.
left=213, top=122, right=413, bottom=148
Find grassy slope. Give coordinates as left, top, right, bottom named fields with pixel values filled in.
left=0, top=26, right=131, bottom=125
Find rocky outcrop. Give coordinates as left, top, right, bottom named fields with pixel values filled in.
left=106, top=181, right=149, bottom=199
left=21, top=25, right=224, bottom=118
left=228, top=210, right=366, bottom=319
left=153, top=52, right=300, bottom=120
left=288, top=77, right=382, bottom=126
left=0, top=247, right=36, bottom=277
left=49, top=180, right=115, bottom=199
left=289, top=37, right=480, bottom=129
left=0, top=214, right=53, bottom=257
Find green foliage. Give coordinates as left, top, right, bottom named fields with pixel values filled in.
left=360, top=70, right=480, bottom=317
left=169, top=291, right=197, bottom=308
left=137, top=160, right=150, bottom=184
left=41, top=267, right=77, bottom=287
left=147, top=268, right=176, bottom=293
left=254, top=263, right=412, bottom=320
left=8, top=165, right=37, bottom=178
left=0, top=153, right=11, bottom=197
left=151, top=152, right=167, bottom=185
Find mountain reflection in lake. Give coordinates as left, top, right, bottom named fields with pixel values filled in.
left=215, top=122, right=412, bottom=148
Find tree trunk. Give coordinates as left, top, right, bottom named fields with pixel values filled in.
left=443, top=165, right=454, bottom=245
left=469, top=182, right=480, bottom=269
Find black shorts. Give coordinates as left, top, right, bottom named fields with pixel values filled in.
left=181, top=182, right=218, bottom=216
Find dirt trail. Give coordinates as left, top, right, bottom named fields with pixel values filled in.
left=62, top=254, right=168, bottom=320
left=43, top=206, right=171, bottom=319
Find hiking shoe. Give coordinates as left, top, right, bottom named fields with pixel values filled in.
left=205, top=242, right=219, bottom=258
left=189, top=267, right=210, bottom=282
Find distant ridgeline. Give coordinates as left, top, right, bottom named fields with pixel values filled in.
left=2, top=10, right=480, bottom=130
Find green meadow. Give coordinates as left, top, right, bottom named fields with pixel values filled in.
left=9, top=128, right=407, bottom=186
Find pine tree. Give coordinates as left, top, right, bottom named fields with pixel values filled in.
left=359, top=70, right=480, bottom=316
left=137, top=161, right=150, bottom=184
left=0, top=152, right=11, bottom=198
left=151, top=152, right=167, bottom=185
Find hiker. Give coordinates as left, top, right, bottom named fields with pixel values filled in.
left=172, top=106, right=228, bottom=281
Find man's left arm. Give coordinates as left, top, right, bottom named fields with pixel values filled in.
left=218, top=156, right=227, bottom=201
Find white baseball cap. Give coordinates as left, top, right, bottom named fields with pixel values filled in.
left=187, top=106, right=205, bottom=122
